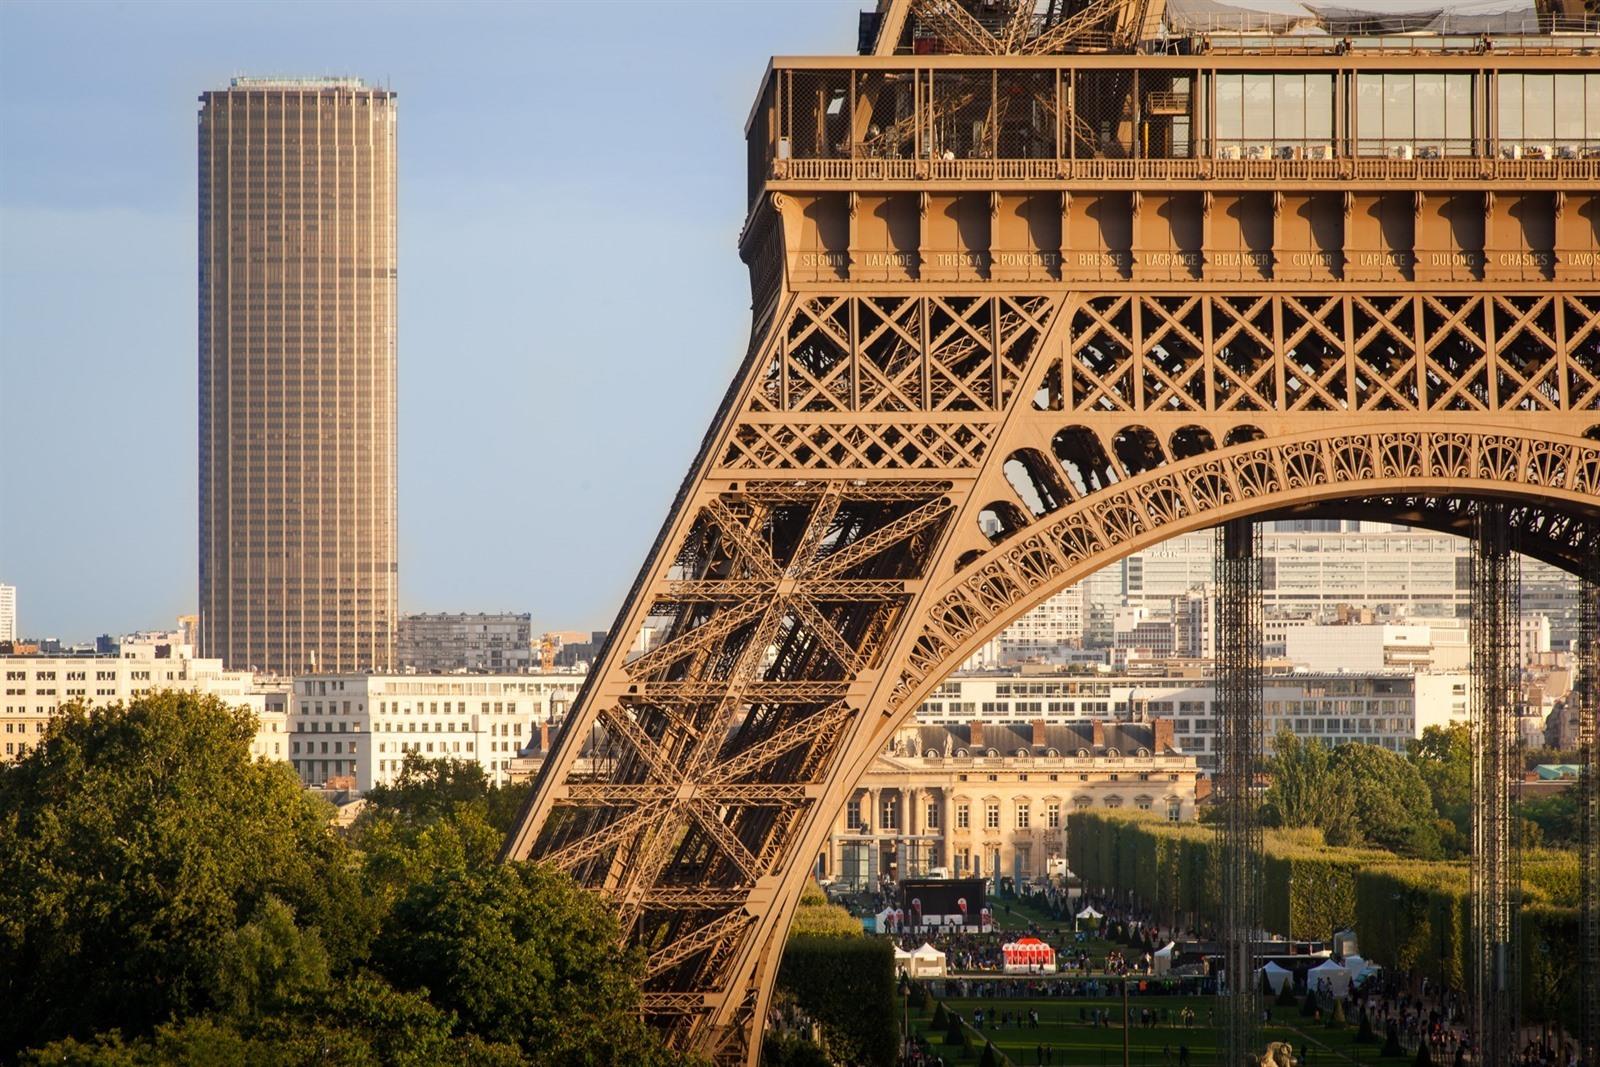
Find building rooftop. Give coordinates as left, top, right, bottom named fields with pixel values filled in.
left=227, top=76, right=372, bottom=90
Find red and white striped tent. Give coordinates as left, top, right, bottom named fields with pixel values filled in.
left=1001, top=936, right=1057, bottom=974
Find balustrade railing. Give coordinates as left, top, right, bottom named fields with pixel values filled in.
left=771, top=154, right=1600, bottom=183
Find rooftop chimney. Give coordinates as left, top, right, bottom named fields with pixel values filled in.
left=1154, top=717, right=1175, bottom=754
left=970, top=720, right=984, bottom=749
left=1091, top=719, right=1106, bottom=749
left=1031, top=718, right=1047, bottom=748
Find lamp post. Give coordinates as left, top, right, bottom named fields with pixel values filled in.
left=1123, top=973, right=1131, bottom=1067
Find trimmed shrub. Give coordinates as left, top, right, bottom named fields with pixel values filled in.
left=762, top=1033, right=830, bottom=1067
left=1357, top=1010, right=1375, bottom=1043
left=979, top=1039, right=1000, bottom=1067
left=931, top=1001, right=948, bottom=1030
left=1276, top=980, right=1298, bottom=1008
left=1301, top=990, right=1318, bottom=1017
left=945, top=1012, right=965, bottom=1046
left=1326, top=1000, right=1345, bottom=1028
left=1413, top=1041, right=1434, bottom=1066
left=1381, top=1023, right=1404, bottom=1057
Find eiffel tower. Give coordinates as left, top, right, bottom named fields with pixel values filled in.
left=506, top=2, right=1600, bottom=1062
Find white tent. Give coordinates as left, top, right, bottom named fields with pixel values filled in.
left=1344, top=954, right=1379, bottom=987
left=1152, top=941, right=1177, bottom=977
left=1309, top=958, right=1350, bottom=998
left=1260, top=960, right=1293, bottom=994
left=910, top=942, right=948, bottom=977
left=873, top=908, right=893, bottom=934
left=894, top=945, right=913, bottom=963
left=1076, top=905, right=1103, bottom=919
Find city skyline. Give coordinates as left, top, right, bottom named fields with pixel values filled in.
left=0, top=0, right=859, bottom=642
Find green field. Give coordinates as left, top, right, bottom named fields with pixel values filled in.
left=905, top=992, right=1391, bottom=1067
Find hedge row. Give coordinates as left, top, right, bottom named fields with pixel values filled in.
left=1066, top=811, right=1581, bottom=1023
left=777, top=935, right=897, bottom=1067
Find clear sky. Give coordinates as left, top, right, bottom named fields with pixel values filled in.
left=0, top=0, right=861, bottom=642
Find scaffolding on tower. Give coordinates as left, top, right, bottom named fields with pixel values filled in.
left=1580, top=548, right=1600, bottom=1067
left=1214, top=518, right=1264, bottom=1065
left=1470, top=506, right=1523, bottom=1067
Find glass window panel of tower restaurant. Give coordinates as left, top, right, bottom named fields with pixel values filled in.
left=1497, top=73, right=1600, bottom=159
left=1356, top=72, right=1475, bottom=158
left=1212, top=73, right=1333, bottom=159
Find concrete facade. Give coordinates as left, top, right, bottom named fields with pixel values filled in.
left=913, top=670, right=1470, bottom=771
left=0, top=637, right=283, bottom=762
left=286, top=672, right=587, bottom=790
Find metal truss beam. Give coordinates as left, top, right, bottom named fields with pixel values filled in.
left=506, top=283, right=1600, bottom=1067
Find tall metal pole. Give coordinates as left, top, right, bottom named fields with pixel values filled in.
left=1579, top=549, right=1600, bottom=1067
left=1469, top=505, right=1522, bottom=1067
left=1123, top=974, right=1131, bottom=1067
left=1215, top=518, right=1264, bottom=1067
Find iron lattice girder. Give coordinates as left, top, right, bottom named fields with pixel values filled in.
left=508, top=282, right=1600, bottom=1066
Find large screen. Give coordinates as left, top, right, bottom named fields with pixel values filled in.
left=900, top=878, right=985, bottom=927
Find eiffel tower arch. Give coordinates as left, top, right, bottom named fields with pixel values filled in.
left=506, top=2, right=1600, bottom=1062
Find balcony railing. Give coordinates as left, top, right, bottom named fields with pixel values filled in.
left=769, top=154, right=1600, bottom=184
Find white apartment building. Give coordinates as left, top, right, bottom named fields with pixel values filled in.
left=0, top=635, right=284, bottom=762
left=287, top=672, right=587, bottom=791
left=913, top=671, right=1470, bottom=771
left=1284, top=616, right=1550, bottom=674
left=0, top=584, right=15, bottom=643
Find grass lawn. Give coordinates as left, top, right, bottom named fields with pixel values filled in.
left=989, top=896, right=1076, bottom=933
left=904, top=991, right=1391, bottom=1067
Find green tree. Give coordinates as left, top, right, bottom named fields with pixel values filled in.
left=1409, top=724, right=1472, bottom=856
left=0, top=693, right=367, bottom=1051
left=21, top=973, right=527, bottom=1066
left=1264, top=732, right=1356, bottom=843
left=1522, top=792, right=1579, bottom=847
left=362, top=752, right=494, bottom=822
left=1331, top=743, right=1442, bottom=858
left=213, top=897, right=331, bottom=1019
left=371, top=861, right=680, bottom=1065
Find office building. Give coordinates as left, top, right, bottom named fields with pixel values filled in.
left=198, top=77, right=398, bottom=675
left=398, top=612, right=533, bottom=673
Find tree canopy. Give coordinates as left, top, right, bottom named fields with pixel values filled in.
left=1262, top=732, right=1441, bottom=858
left=1407, top=723, right=1472, bottom=857
left=0, top=692, right=692, bottom=1066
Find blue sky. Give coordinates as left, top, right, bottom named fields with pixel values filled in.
left=0, top=0, right=860, bottom=641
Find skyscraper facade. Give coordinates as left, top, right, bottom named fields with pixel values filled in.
left=198, top=78, right=397, bottom=675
